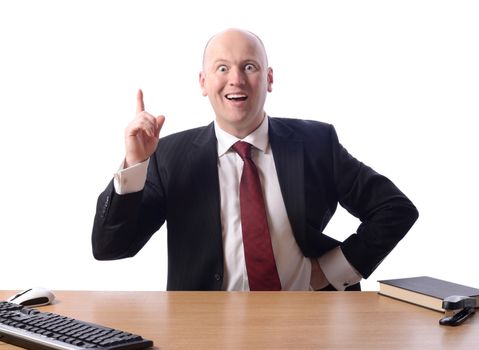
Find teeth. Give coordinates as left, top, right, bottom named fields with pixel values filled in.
left=226, top=93, right=247, bottom=100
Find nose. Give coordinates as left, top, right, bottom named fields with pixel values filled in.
left=228, top=67, right=246, bottom=86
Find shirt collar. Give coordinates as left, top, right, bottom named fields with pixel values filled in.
left=215, top=115, right=269, bottom=157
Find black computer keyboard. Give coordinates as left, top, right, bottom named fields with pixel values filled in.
left=0, top=301, right=153, bottom=350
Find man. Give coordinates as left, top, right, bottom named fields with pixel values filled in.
left=92, top=28, right=418, bottom=291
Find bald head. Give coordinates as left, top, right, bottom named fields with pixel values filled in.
left=202, top=28, right=269, bottom=69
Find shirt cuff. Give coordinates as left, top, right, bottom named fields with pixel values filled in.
left=113, top=159, right=149, bottom=195
left=318, top=247, right=362, bottom=291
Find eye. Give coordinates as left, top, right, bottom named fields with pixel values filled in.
left=244, top=63, right=257, bottom=72
left=217, top=65, right=228, bottom=73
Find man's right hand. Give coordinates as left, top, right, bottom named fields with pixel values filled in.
left=124, top=90, right=166, bottom=168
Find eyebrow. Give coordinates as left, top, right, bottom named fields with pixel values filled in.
left=210, top=59, right=262, bottom=68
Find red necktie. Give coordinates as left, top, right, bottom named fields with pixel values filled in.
left=233, top=141, right=281, bottom=291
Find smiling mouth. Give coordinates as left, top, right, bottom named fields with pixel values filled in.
left=225, top=93, right=248, bottom=102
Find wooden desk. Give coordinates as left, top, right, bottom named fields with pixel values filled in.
left=1, top=291, right=477, bottom=349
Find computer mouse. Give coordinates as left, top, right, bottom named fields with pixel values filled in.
left=7, top=287, right=55, bottom=307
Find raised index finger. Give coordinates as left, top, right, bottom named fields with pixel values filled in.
left=136, top=89, right=145, bottom=115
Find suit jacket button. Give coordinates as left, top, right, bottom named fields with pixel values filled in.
left=214, top=273, right=222, bottom=281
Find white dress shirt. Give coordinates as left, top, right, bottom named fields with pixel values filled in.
left=114, top=116, right=361, bottom=290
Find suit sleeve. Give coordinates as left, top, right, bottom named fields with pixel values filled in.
left=91, top=154, right=166, bottom=260
left=330, top=126, right=419, bottom=278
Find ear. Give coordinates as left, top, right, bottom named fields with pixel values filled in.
left=267, top=67, right=273, bottom=92
left=199, top=71, right=208, bottom=96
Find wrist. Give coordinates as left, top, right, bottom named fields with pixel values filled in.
left=124, top=156, right=147, bottom=169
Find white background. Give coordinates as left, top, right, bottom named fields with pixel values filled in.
left=0, top=0, right=478, bottom=292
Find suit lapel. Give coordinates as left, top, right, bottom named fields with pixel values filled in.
left=188, top=123, right=223, bottom=248
left=268, top=118, right=307, bottom=251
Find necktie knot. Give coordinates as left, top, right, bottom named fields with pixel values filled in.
left=232, top=141, right=251, bottom=161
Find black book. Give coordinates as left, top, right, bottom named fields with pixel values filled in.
left=378, top=276, right=479, bottom=312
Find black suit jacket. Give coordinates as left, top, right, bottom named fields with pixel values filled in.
left=92, top=117, right=418, bottom=290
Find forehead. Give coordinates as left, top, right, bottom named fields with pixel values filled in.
left=203, top=30, right=267, bottom=67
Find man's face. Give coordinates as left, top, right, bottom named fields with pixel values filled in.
left=199, top=29, right=273, bottom=138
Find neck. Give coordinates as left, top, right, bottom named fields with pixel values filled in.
left=217, top=113, right=266, bottom=139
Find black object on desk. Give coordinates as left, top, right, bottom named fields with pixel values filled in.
left=0, top=301, right=153, bottom=350
left=439, top=295, right=476, bottom=326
